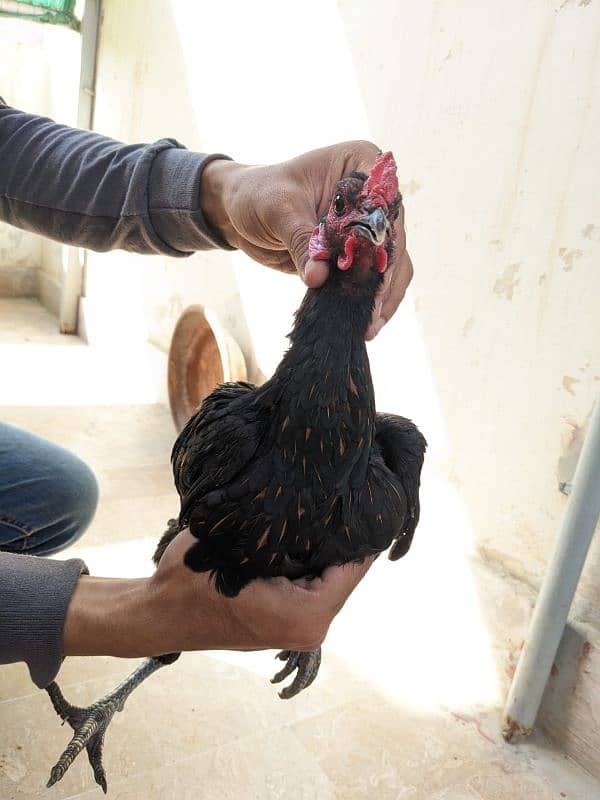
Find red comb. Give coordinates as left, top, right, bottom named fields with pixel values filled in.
left=362, top=151, right=399, bottom=208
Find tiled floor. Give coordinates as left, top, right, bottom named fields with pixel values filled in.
left=1, top=298, right=599, bottom=799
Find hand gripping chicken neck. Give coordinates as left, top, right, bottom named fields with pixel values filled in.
left=44, top=152, right=427, bottom=792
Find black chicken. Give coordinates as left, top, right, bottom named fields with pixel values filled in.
left=44, top=151, right=426, bottom=792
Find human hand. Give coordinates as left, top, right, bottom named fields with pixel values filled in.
left=63, top=531, right=373, bottom=659
left=200, top=142, right=413, bottom=340
left=148, top=530, right=374, bottom=654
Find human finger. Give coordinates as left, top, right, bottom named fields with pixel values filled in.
left=380, top=248, right=413, bottom=323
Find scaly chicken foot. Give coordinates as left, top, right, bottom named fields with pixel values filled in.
left=46, top=656, right=168, bottom=793
left=270, top=647, right=321, bottom=699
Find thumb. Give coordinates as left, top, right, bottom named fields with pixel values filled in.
left=303, top=259, right=330, bottom=288
left=283, top=214, right=330, bottom=288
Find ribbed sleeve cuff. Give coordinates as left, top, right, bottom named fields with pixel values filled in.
left=148, top=147, right=236, bottom=254
left=0, top=552, right=88, bottom=688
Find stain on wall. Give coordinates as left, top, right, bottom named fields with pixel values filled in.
left=493, top=263, right=521, bottom=300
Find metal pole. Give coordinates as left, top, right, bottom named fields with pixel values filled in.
left=59, top=0, right=100, bottom=334
left=503, top=396, right=600, bottom=741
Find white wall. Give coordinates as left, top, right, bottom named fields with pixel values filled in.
left=0, top=20, right=44, bottom=293
left=88, top=0, right=600, bottom=625
left=0, top=17, right=80, bottom=309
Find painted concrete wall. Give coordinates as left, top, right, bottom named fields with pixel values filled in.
left=0, top=20, right=44, bottom=293
left=0, top=18, right=81, bottom=309
left=87, top=0, right=600, bottom=626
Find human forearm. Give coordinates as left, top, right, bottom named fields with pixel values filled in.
left=0, top=101, right=232, bottom=256
left=64, top=529, right=374, bottom=660
left=63, top=572, right=235, bottom=658
left=0, top=551, right=87, bottom=687
left=62, top=575, right=154, bottom=658
left=0, top=104, right=412, bottom=336
left=62, top=567, right=309, bottom=659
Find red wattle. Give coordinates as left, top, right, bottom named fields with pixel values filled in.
left=338, top=234, right=359, bottom=270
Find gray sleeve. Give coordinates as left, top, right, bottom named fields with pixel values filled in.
left=0, top=100, right=235, bottom=256
left=0, top=552, right=88, bottom=688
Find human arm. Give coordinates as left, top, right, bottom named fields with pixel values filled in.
left=0, top=100, right=232, bottom=256
left=0, top=102, right=412, bottom=337
left=0, top=532, right=371, bottom=688
left=63, top=531, right=374, bottom=659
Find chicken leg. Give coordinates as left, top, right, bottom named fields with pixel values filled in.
left=46, top=655, right=175, bottom=793
left=45, top=646, right=317, bottom=791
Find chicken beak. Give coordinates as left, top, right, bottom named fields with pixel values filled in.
left=351, top=207, right=389, bottom=246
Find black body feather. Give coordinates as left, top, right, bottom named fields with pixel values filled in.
left=155, top=263, right=426, bottom=597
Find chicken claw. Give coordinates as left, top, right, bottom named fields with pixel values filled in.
left=45, top=681, right=113, bottom=793
left=45, top=656, right=168, bottom=792
left=270, top=647, right=321, bottom=699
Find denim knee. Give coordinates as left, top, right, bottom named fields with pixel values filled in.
left=0, top=423, right=99, bottom=556
left=32, top=452, right=99, bottom=555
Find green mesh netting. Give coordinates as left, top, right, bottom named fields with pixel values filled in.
left=0, top=0, right=79, bottom=29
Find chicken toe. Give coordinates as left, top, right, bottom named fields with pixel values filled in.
left=270, top=647, right=321, bottom=699
left=45, top=656, right=169, bottom=792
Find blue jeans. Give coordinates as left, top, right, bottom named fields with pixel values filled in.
left=0, top=423, right=98, bottom=556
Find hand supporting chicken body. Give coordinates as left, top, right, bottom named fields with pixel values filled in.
left=45, top=152, right=426, bottom=792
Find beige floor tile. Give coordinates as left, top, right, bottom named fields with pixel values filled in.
left=69, top=494, right=178, bottom=553
left=1, top=650, right=353, bottom=799
left=96, top=464, right=175, bottom=502
left=0, top=663, right=37, bottom=705
left=70, top=728, right=336, bottom=800
left=0, top=298, right=83, bottom=346
left=0, top=405, right=175, bottom=471
left=0, top=656, right=145, bottom=705
left=290, top=699, right=598, bottom=800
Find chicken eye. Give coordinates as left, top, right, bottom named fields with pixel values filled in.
left=334, top=194, right=345, bottom=216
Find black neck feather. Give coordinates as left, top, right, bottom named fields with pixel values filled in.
left=261, top=268, right=381, bottom=434
left=288, top=268, right=381, bottom=351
